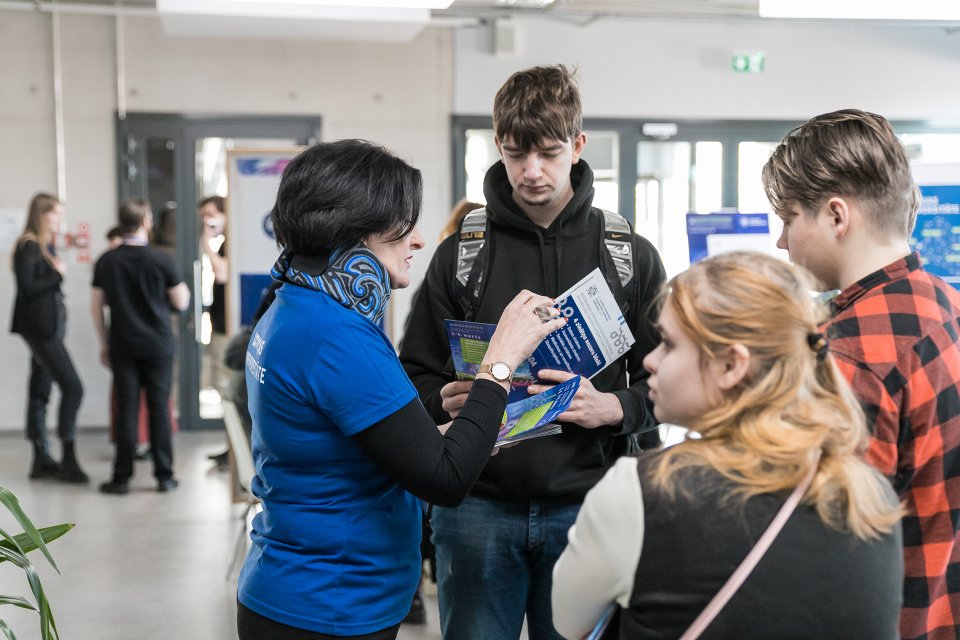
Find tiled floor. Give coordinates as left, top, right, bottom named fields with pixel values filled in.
left=0, top=431, right=441, bottom=640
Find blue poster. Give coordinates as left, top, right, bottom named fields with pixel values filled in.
left=686, top=213, right=771, bottom=264
left=911, top=185, right=960, bottom=289
left=239, top=273, right=274, bottom=326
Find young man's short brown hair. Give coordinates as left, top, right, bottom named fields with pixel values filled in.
left=762, top=109, right=920, bottom=237
left=118, top=197, right=152, bottom=235
left=493, top=64, right=582, bottom=150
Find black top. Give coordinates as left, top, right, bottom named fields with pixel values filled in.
left=352, top=379, right=508, bottom=507
left=399, top=159, right=666, bottom=502
left=10, top=239, right=64, bottom=341
left=92, top=244, right=183, bottom=357
left=622, top=454, right=904, bottom=639
left=210, top=241, right=226, bottom=335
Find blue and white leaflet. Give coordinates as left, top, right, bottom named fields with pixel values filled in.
left=446, top=267, right=634, bottom=403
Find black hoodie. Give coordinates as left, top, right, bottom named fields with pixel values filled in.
left=399, top=159, right=666, bottom=501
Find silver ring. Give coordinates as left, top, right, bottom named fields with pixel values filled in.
left=534, top=306, right=553, bottom=321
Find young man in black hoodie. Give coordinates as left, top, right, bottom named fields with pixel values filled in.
left=399, top=65, right=665, bottom=639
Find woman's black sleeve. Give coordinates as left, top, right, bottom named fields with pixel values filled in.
left=351, top=379, right=506, bottom=507
left=13, top=241, right=62, bottom=301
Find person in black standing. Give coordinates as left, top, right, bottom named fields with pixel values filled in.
left=11, top=192, right=88, bottom=483
left=92, top=198, right=190, bottom=495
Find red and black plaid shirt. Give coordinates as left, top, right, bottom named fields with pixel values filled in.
left=824, top=253, right=960, bottom=640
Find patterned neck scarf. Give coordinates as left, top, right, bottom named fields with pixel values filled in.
left=270, top=244, right=391, bottom=324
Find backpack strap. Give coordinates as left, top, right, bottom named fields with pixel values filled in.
left=601, top=209, right=634, bottom=289
left=455, top=208, right=488, bottom=320
left=453, top=207, right=636, bottom=320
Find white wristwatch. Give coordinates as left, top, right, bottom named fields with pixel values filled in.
left=478, top=361, right=513, bottom=383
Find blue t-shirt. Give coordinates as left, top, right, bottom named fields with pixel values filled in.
left=237, top=284, right=420, bottom=635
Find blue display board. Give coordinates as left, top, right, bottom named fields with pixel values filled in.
left=686, top=213, right=771, bottom=264
left=239, top=273, right=274, bottom=326
left=910, top=185, right=960, bottom=289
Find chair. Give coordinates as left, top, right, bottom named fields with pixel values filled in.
left=223, top=399, right=259, bottom=580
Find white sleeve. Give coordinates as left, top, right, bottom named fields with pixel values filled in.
left=552, top=456, right=645, bottom=639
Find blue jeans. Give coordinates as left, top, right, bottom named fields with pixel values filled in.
left=431, top=495, right=581, bottom=640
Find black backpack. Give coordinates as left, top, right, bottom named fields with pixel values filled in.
left=454, top=207, right=636, bottom=321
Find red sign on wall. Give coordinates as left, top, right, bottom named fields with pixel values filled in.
left=75, top=222, right=90, bottom=263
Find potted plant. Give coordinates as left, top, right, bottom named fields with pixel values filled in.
left=0, top=487, right=73, bottom=640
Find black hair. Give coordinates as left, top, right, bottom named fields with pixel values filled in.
left=271, top=139, right=421, bottom=257
left=106, top=226, right=123, bottom=240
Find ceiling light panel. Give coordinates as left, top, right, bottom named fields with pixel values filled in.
left=157, top=0, right=433, bottom=21
left=759, top=0, right=960, bottom=20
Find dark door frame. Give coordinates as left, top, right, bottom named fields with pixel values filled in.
left=116, top=113, right=321, bottom=430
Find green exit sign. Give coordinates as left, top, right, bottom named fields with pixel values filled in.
left=732, top=52, right=765, bottom=73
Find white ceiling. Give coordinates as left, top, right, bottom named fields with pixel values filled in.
left=3, top=0, right=954, bottom=42
left=0, top=0, right=766, bottom=21
left=0, top=0, right=779, bottom=43
left=444, top=0, right=762, bottom=21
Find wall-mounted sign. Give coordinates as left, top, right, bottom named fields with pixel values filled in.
left=686, top=212, right=772, bottom=264
left=732, top=52, right=765, bottom=73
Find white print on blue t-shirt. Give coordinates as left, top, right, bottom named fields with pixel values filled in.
left=246, top=332, right=268, bottom=384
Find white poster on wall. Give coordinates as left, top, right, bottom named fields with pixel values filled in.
left=226, top=147, right=303, bottom=334
left=0, top=209, right=23, bottom=253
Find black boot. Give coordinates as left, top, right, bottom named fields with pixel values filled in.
left=57, top=441, right=89, bottom=484
left=29, top=440, right=59, bottom=480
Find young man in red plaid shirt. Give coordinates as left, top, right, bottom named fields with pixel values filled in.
left=763, top=109, right=960, bottom=640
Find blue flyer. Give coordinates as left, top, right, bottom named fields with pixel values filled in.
left=446, top=268, right=632, bottom=403
left=497, top=376, right=580, bottom=446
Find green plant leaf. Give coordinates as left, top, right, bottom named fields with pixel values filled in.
left=0, top=596, right=36, bottom=611
left=0, top=525, right=73, bottom=564
left=0, top=489, right=58, bottom=572
left=0, top=543, right=30, bottom=570
left=0, top=534, right=56, bottom=639
left=0, top=617, right=17, bottom=640
left=0, top=489, right=64, bottom=640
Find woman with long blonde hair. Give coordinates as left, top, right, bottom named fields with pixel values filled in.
left=10, top=192, right=87, bottom=483
left=552, top=251, right=903, bottom=639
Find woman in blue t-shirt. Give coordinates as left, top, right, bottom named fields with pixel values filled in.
left=236, top=140, right=566, bottom=640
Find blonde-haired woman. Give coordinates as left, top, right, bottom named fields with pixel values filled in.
left=552, top=251, right=902, bottom=639
left=438, top=198, right=483, bottom=243
left=10, top=193, right=87, bottom=483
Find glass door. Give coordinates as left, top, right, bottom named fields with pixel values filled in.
left=635, top=140, right=723, bottom=277
left=117, top=114, right=320, bottom=430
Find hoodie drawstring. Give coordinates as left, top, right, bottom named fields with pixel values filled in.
left=555, top=217, right=564, bottom=295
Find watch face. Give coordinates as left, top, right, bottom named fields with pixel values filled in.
left=492, top=362, right=511, bottom=381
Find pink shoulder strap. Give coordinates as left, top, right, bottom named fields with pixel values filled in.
left=679, top=452, right=821, bottom=640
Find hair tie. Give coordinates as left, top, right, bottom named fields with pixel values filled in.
left=806, top=332, right=829, bottom=362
